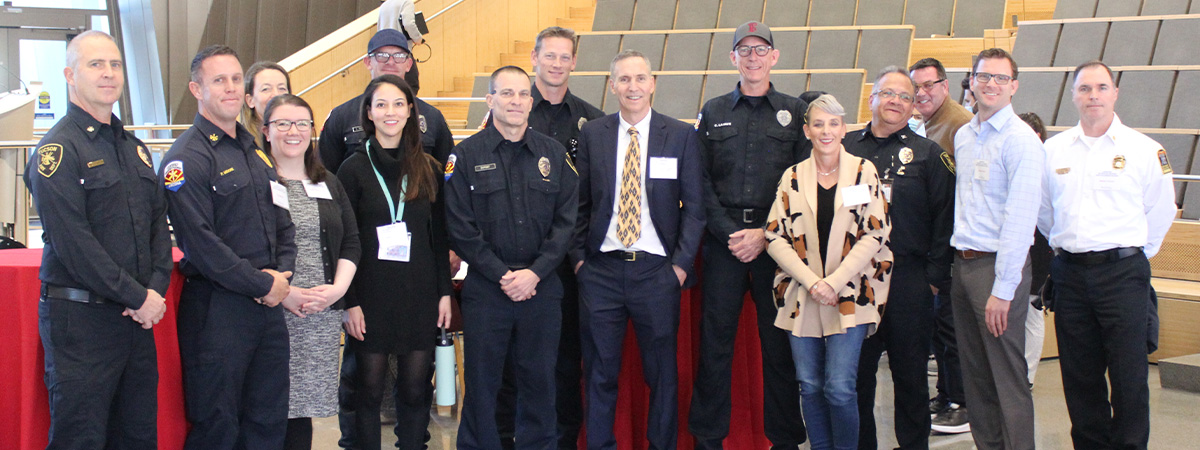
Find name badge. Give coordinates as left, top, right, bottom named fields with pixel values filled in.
left=649, top=157, right=678, bottom=179
left=881, top=180, right=893, bottom=203
left=303, top=181, right=333, bottom=199
left=377, top=222, right=412, bottom=262
left=270, top=180, right=290, bottom=210
left=1094, top=171, right=1120, bottom=191
left=974, top=159, right=990, bottom=182
left=842, top=184, right=871, bottom=208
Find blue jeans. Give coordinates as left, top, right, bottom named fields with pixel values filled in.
left=788, top=325, right=868, bottom=450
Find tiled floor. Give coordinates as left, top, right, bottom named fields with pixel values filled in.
left=312, top=359, right=1200, bottom=449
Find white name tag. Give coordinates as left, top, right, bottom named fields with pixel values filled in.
left=270, top=181, right=290, bottom=210
left=882, top=183, right=893, bottom=203
left=649, top=157, right=678, bottom=179
left=377, top=222, right=412, bottom=262
left=1095, top=171, right=1120, bottom=191
left=303, top=181, right=333, bottom=199
left=842, top=184, right=871, bottom=208
left=974, top=159, right=990, bottom=181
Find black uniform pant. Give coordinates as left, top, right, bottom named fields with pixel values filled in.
left=579, top=252, right=680, bottom=450
left=497, top=261, right=584, bottom=450
left=1053, top=252, right=1151, bottom=450
left=177, top=277, right=289, bottom=450
left=457, top=270, right=562, bottom=450
left=39, top=297, right=158, bottom=450
left=689, top=234, right=806, bottom=448
left=856, top=256, right=934, bottom=450
left=932, top=290, right=965, bottom=405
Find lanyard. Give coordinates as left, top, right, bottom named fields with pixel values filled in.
left=365, top=140, right=408, bottom=224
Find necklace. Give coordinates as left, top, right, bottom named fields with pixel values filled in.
left=816, top=166, right=839, bottom=177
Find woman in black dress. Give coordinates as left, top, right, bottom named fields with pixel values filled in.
left=337, top=74, right=452, bottom=449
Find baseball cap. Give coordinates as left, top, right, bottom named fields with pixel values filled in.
left=732, top=21, right=773, bottom=50
left=367, top=29, right=411, bottom=55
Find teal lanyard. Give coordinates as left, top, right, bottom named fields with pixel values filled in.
left=365, top=140, right=408, bottom=224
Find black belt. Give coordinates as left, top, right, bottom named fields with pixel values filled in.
left=1057, top=247, right=1142, bottom=266
left=41, top=284, right=112, bottom=304
left=602, top=250, right=655, bottom=262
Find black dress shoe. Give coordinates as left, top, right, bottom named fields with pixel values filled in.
left=928, top=396, right=950, bottom=416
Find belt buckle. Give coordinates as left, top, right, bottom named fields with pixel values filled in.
left=623, top=251, right=638, bottom=262
left=742, top=209, right=755, bottom=224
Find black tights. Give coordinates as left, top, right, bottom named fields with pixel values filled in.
left=355, top=349, right=434, bottom=450
left=284, top=418, right=312, bottom=450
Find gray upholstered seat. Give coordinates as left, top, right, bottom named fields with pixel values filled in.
left=804, top=29, right=858, bottom=69
left=808, top=0, right=856, bottom=26
left=763, top=0, right=811, bottom=27
left=621, top=34, right=667, bottom=71
left=570, top=75, right=610, bottom=111
left=717, top=0, right=765, bottom=28
left=1102, top=20, right=1158, bottom=67
left=576, top=35, right=622, bottom=71
left=592, top=0, right=636, bottom=31
left=652, top=74, right=705, bottom=120
left=1012, top=71, right=1067, bottom=126
left=1152, top=18, right=1200, bottom=66
left=1114, top=70, right=1175, bottom=128
left=855, top=0, right=906, bottom=26
left=702, top=73, right=741, bottom=104
left=904, top=0, right=955, bottom=38
left=945, top=69, right=970, bottom=104
left=1053, top=0, right=1097, bottom=19
left=952, top=0, right=1005, bottom=37
left=857, top=28, right=912, bottom=79
left=708, top=32, right=734, bottom=70
left=772, top=73, right=811, bottom=98
left=662, top=33, right=714, bottom=71
left=772, top=30, right=809, bottom=71
left=675, top=0, right=721, bottom=29
left=1053, top=22, right=1108, bottom=67
left=1093, top=0, right=1141, bottom=17
left=1141, top=0, right=1192, bottom=15
left=808, top=72, right=863, bottom=121
left=467, top=75, right=490, bottom=128
left=1012, top=23, right=1059, bottom=68
left=1166, top=70, right=1200, bottom=129
left=632, top=0, right=678, bottom=30
left=1144, top=132, right=1196, bottom=204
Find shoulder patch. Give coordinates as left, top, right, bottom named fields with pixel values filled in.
left=37, top=144, right=63, bottom=178
left=163, top=160, right=185, bottom=191
left=1158, top=149, right=1173, bottom=174
left=444, top=154, right=457, bottom=180
left=940, top=152, right=956, bottom=175
left=137, top=145, right=153, bottom=168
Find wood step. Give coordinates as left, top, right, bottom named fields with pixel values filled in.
left=569, top=6, right=593, bottom=19
left=499, top=53, right=534, bottom=69
left=557, top=17, right=591, bottom=32
left=512, top=40, right=534, bottom=55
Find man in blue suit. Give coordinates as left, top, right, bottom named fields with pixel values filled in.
left=570, top=49, right=706, bottom=450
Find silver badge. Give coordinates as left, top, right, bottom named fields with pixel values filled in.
left=578, top=117, right=588, bottom=130
left=776, top=110, right=792, bottom=127
left=899, top=147, right=914, bottom=164
left=419, top=115, right=428, bottom=133
left=538, top=157, right=551, bottom=177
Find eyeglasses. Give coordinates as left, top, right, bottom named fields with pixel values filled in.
left=973, top=72, right=1014, bottom=85
left=874, top=89, right=914, bottom=103
left=369, top=52, right=410, bottom=64
left=268, top=119, right=314, bottom=132
left=916, top=78, right=946, bottom=92
left=734, top=45, right=773, bottom=57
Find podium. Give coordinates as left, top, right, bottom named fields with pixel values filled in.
left=0, top=82, right=38, bottom=245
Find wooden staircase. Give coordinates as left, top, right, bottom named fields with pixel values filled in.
left=432, top=3, right=595, bottom=130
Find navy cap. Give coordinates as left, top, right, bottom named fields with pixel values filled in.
left=368, top=29, right=411, bottom=55
left=732, top=21, right=773, bottom=50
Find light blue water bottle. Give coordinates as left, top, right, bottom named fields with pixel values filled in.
left=435, top=327, right=456, bottom=406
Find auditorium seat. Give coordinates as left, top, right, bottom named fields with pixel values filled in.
left=805, top=29, right=858, bottom=69
left=808, top=0, right=856, bottom=27
left=1053, top=22, right=1107, bottom=67
left=772, top=30, right=809, bottom=71
left=1012, top=23, right=1059, bottom=68
left=707, top=32, right=733, bottom=70
left=1102, top=19, right=1159, bottom=67
left=952, top=0, right=1004, bottom=37
left=1152, top=18, right=1200, bottom=66
left=764, top=0, right=810, bottom=27
left=1114, top=70, right=1174, bottom=128
left=855, top=0, right=905, bottom=26
left=1145, top=132, right=1197, bottom=204
left=621, top=34, right=667, bottom=71
left=1094, top=0, right=1141, bottom=17
left=675, top=0, right=721, bottom=29
left=633, top=0, right=677, bottom=30
left=1141, top=0, right=1192, bottom=15
left=571, top=75, right=610, bottom=111
left=576, top=35, right=621, bottom=71
left=1013, top=71, right=1067, bottom=126
left=773, top=73, right=811, bottom=97
left=1166, top=70, right=1200, bottom=130
left=467, top=75, right=490, bottom=128
left=1055, top=76, right=1079, bottom=127
left=904, top=0, right=955, bottom=37
left=653, top=74, right=705, bottom=120
left=662, top=33, right=714, bottom=71
left=718, top=0, right=764, bottom=28
left=592, top=0, right=635, bottom=31
left=809, top=71, right=865, bottom=120
left=1054, top=0, right=1097, bottom=19
left=945, top=68, right=969, bottom=104
left=702, top=73, right=741, bottom=103
left=858, top=28, right=914, bottom=79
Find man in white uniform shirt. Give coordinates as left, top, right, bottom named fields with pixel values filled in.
left=1038, top=60, right=1175, bottom=450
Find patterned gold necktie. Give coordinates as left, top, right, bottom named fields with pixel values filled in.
left=617, top=126, right=642, bottom=247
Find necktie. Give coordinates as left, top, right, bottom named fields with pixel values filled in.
left=617, top=127, right=642, bottom=248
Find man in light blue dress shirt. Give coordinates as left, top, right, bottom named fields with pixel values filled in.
left=950, top=48, right=1043, bottom=450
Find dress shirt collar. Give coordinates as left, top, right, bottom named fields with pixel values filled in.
left=1063, top=113, right=1127, bottom=146
left=969, top=103, right=1017, bottom=135
left=618, top=109, right=653, bottom=135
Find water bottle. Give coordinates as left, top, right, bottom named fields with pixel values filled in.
left=435, top=327, right=456, bottom=406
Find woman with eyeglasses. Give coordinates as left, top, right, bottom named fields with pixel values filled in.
left=262, top=94, right=361, bottom=450
left=242, top=61, right=291, bottom=148
left=765, top=94, right=892, bottom=450
left=336, top=74, right=452, bottom=450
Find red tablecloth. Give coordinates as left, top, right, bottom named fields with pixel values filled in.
left=0, top=248, right=189, bottom=450
left=3, top=249, right=772, bottom=449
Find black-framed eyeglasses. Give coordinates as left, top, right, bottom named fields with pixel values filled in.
left=916, top=78, right=946, bottom=92
left=268, top=119, right=314, bottom=132
left=369, top=52, right=410, bottom=64
left=973, top=72, right=1014, bottom=85
left=874, top=89, right=914, bottom=103
left=734, top=44, right=773, bottom=57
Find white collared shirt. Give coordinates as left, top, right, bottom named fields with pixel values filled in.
left=601, top=112, right=666, bottom=255
left=1037, top=114, right=1176, bottom=258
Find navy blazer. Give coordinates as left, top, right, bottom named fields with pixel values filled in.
left=571, top=110, right=706, bottom=286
